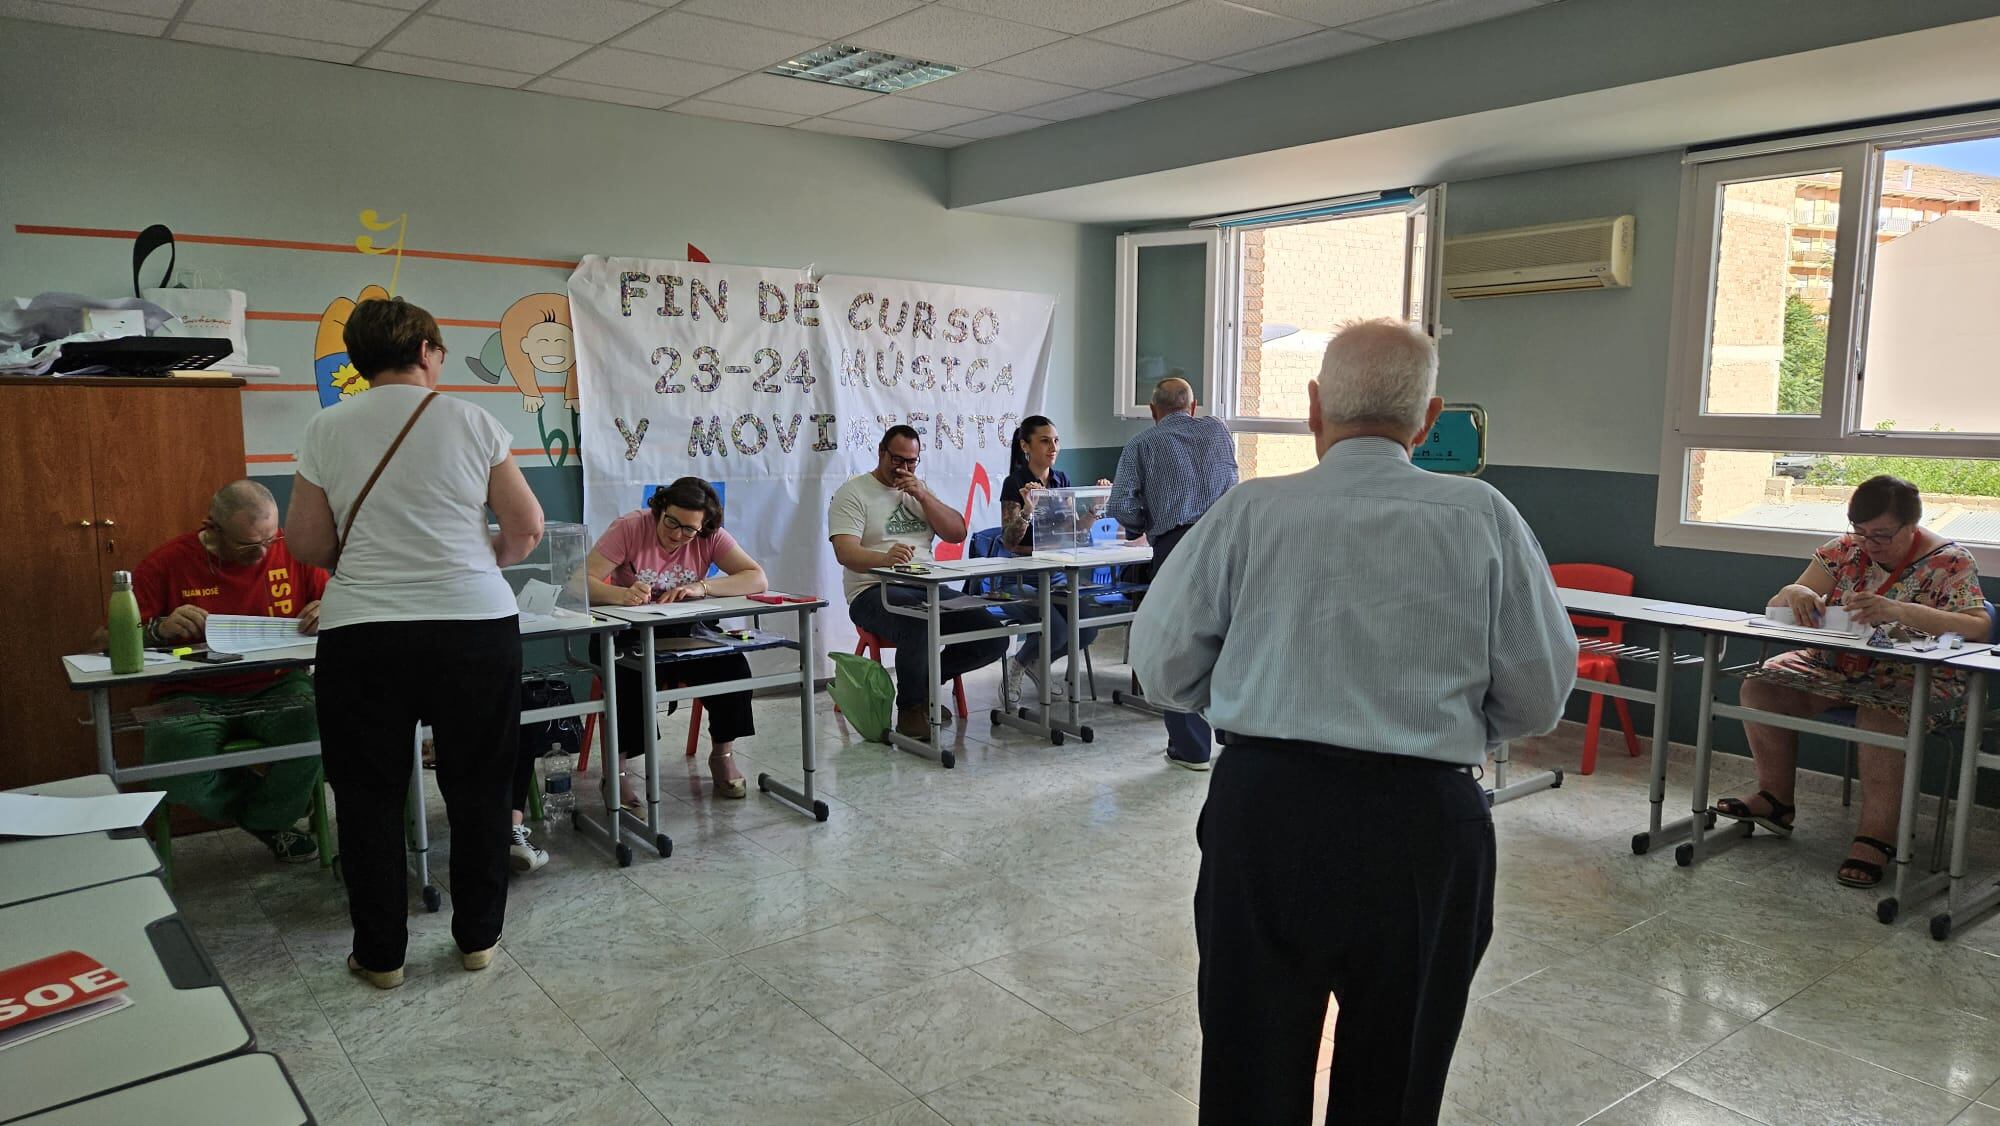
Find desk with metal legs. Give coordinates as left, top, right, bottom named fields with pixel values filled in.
left=866, top=558, right=1055, bottom=765
left=1670, top=614, right=1957, bottom=924
left=1030, top=545, right=1152, bottom=745
left=594, top=597, right=830, bottom=844
left=1931, top=648, right=2000, bottom=940
left=1552, top=591, right=1707, bottom=852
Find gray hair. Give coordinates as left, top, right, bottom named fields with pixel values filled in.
left=1315, top=319, right=1436, bottom=433
left=1150, top=377, right=1194, bottom=413
left=209, top=479, right=276, bottom=525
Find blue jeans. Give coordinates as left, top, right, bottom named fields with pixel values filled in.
left=850, top=585, right=1009, bottom=708
left=1150, top=524, right=1212, bottom=763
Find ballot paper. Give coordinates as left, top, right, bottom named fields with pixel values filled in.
left=204, top=614, right=312, bottom=654
left=516, top=579, right=561, bottom=617
left=1640, top=602, right=1757, bottom=622
left=0, top=790, right=162, bottom=837
left=63, top=652, right=176, bottom=674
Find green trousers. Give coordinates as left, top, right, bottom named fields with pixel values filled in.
left=142, top=670, right=321, bottom=833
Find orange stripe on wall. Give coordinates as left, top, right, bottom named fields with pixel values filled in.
left=15, top=224, right=578, bottom=270
left=245, top=310, right=501, bottom=329
left=241, top=383, right=566, bottom=394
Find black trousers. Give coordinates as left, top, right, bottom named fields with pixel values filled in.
left=316, top=616, right=522, bottom=972
left=1195, top=740, right=1495, bottom=1126
left=588, top=637, right=756, bottom=761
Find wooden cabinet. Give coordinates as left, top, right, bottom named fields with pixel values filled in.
left=0, top=377, right=246, bottom=788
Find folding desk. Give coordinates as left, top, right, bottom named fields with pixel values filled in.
left=15, top=1052, right=308, bottom=1126
left=0, top=876, right=251, bottom=1123
left=593, top=595, right=829, bottom=843
left=1, top=775, right=161, bottom=908
left=1029, top=544, right=1152, bottom=744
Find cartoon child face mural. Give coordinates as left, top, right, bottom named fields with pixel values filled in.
left=312, top=284, right=391, bottom=408
left=500, top=293, right=578, bottom=414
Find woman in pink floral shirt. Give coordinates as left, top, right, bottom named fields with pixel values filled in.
left=1713, top=476, right=1989, bottom=888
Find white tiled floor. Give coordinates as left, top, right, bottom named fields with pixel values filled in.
left=166, top=642, right=2000, bottom=1125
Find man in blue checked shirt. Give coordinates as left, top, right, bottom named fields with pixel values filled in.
left=1107, top=376, right=1239, bottom=769
left=1133, top=320, right=1576, bottom=1125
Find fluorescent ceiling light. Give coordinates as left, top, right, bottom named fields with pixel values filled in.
left=766, top=44, right=961, bottom=94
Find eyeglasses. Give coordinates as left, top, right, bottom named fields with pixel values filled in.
left=887, top=454, right=920, bottom=470
left=1851, top=523, right=1906, bottom=546
left=659, top=514, right=701, bottom=539
left=207, top=524, right=279, bottom=552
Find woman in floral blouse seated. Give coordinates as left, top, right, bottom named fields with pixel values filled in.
left=1713, top=475, right=1988, bottom=888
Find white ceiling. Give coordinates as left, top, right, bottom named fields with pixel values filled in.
left=965, top=13, right=2000, bottom=222
left=0, top=0, right=1555, bottom=147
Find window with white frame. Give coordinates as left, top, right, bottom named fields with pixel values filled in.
left=1660, top=115, right=2000, bottom=567
left=1115, top=189, right=1443, bottom=480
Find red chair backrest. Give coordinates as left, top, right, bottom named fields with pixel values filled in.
left=1551, top=563, right=1635, bottom=644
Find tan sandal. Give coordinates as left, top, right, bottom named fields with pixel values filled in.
left=710, top=750, right=747, bottom=800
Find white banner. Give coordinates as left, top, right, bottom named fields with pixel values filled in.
left=569, top=254, right=1054, bottom=668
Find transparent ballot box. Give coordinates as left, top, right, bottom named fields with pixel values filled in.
left=497, top=520, right=589, bottom=618
left=1028, top=485, right=1121, bottom=561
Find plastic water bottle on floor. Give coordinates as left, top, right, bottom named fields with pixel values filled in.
left=542, top=743, right=575, bottom=820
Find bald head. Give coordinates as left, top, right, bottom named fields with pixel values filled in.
left=1150, top=377, right=1194, bottom=417
left=209, top=479, right=276, bottom=525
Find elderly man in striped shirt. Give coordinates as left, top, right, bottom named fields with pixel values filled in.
left=1133, top=319, right=1577, bottom=1125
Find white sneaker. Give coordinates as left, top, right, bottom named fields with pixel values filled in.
left=1020, top=661, right=1065, bottom=702
left=1004, top=658, right=1026, bottom=703
left=509, top=824, right=548, bottom=873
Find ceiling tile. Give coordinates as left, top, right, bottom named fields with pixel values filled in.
left=849, top=4, right=1063, bottom=68
left=933, top=0, right=1179, bottom=34
left=615, top=12, right=821, bottom=70
left=427, top=0, right=656, bottom=43
left=791, top=118, right=914, bottom=141
left=553, top=47, right=741, bottom=95
left=181, top=0, right=406, bottom=48
left=173, top=22, right=365, bottom=62
left=365, top=51, right=536, bottom=88
left=1091, top=0, right=1317, bottom=61
left=1214, top=27, right=1376, bottom=70
left=941, top=113, right=1045, bottom=140
left=380, top=16, right=591, bottom=73
left=1106, top=62, right=1246, bottom=98
left=46, top=0, right=178, bottom=16
left=1230, top=0, right=1428, bottom=25
left=986, top=37, right=1180, bottom=86
left=0, top=0, right=165, bottom=33
left=525, top=75, right=674, bottom=107
left=828, top=95, right=987, bottom=131
left=677, top=0, right=920, bottom=41
left=670, top=98, right=806, bottom=126
left=903, top=69, right=1081, bottom=113
left=701, top=72, right=880, bottom=114
left=904, top=132, right=973, bottom=148
left=1020, top=89, right=1143, bottom=122
left=1343, top=0, right=1540, bottom=39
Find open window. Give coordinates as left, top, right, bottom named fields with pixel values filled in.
left=1116, top=188, right=1444, bottom=479
left=1660, top=113, right=2000, bottom=566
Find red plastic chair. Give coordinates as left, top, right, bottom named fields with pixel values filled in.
left=1550, top=563, right=1642, bottom=775
left=854, top=628, right=968, bottom=719
left=579, top=675, right=703, bottom=772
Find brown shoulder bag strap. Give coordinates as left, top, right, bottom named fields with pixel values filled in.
left=334, top=391, right=440, bottom=570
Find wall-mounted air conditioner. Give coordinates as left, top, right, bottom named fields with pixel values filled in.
left=1442, top=215, right=1634, bottom=298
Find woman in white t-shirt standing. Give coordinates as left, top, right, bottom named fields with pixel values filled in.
left=285, top=298, right=545, bottom=991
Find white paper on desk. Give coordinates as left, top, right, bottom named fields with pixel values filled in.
left=204, top=614, right=311, bottom=653
left=516, top=579, right=561, bottom=616
left=1642, top=602, right=1757, bottom=621
left=0, top=791, right=162, bottom=836
left=64, top=652, right=176, bottom=673
left=1749, top=617, right=1869, bottom=643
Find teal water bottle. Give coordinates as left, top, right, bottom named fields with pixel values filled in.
left=108, top=570, right=144, bottom=675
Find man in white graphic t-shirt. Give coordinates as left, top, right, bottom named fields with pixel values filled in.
left=828, top=425, right=1007, bottom=742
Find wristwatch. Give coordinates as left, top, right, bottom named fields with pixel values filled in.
left=143, top=618, right=163, bottom=646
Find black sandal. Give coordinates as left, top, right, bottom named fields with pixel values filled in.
left=1711, top=789, right=1796, bottom=837
left=1837, top=835, right=1896, bottom=888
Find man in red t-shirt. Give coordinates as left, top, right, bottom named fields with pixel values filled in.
left=132, top=480, right=328, bottom=862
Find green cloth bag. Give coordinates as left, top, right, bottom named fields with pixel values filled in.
left=828, top=651, right=895, bottom=743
